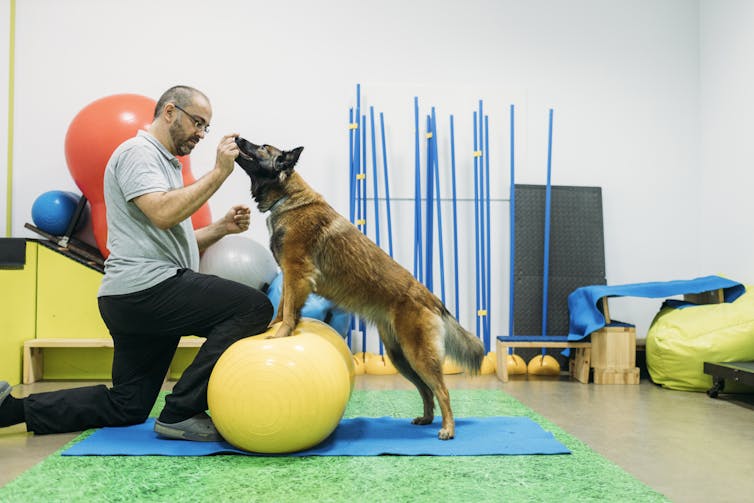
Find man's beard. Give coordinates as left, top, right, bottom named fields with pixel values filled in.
left=170, top=123, right=199, bottom=156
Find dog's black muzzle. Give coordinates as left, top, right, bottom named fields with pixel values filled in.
left=234, top=137, right=265, bottom=178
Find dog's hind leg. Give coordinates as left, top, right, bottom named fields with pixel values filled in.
left=380, top=337, right=436, bottom=426
left=393, top=313, right=455, bottom=440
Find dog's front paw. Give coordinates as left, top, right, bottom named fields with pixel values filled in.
left=437, top=427, right=454, bottom=440
left=266, top=325, right=293, bottom=339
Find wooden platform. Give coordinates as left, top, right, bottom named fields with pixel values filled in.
left=496, top=337, right=592, bottom=383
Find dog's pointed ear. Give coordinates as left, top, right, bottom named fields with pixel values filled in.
left=278, top=146, right=304, bottom=172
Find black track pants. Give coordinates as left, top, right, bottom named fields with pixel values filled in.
left=24, top=269, right=273, bottom=434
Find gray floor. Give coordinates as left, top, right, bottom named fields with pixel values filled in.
left=2, top=374, right=753, bottom=503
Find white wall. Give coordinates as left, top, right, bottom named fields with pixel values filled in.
left=1, top=0, right=725, bottom=345
left=699, top=0, right=754, bottom=282
left=0, top=0, right=9, bottom=237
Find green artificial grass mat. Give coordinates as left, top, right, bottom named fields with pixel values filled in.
left=0, top=389, right=668, bottom=503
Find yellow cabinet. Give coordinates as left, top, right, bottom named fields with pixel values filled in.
left=0, top=241, right=37, bottom=385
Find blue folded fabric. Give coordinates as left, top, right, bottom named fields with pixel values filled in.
left=567, top=275, right=745, bottom=340
left=61, top=416, right=570, bottom=457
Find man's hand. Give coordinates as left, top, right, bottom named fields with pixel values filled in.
left=196, top=205, right=251, bottom=251
left=216, top=133, right=240, bottom=175
left=223, top=205, right=251, bottom=235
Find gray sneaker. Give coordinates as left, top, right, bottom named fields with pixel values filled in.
left=0, top=381, right=10, bottom=406
left=154, top=411, right=224, bottom=442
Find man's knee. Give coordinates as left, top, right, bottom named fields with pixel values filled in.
left=120, top=406, right=151, bottom=425
left=239, top=293, right=274, bottom=334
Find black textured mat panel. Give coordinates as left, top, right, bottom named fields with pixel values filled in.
left=511, top=184, right=606, bottom=359
left=0, top=238, right=26, bottom=269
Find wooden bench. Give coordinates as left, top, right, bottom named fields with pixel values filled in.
left=496, top=337, right=593, bottom=383
left=22, top=337, right=206, bottom=384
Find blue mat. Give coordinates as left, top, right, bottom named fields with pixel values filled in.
left=566, top=275, right=745, bottom=340
left=61, top=416, right=570, bottom=457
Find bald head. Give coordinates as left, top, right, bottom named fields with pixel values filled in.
left=154, top=85, right=210, bottom=120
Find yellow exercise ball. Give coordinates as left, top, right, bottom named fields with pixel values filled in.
left=283, top=318, right=356, bottom=394
left=527, top=354, right=561, bottom=376
left=442, top=357, right=464, bottom=374
left=507, top=353, right=527, bottom=375
left=208, top=325, right=351, bottom=454
left=353, top=352, right=369, bottom=375
left=480, top=352, right=497, bottom=375
left=365, top=352, right=398, bottom=375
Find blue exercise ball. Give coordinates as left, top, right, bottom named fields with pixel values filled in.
left=31, top=190, right=82, bottom=236
left=266, top=272, right=352, bottom=337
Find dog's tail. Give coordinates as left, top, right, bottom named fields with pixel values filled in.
left=441, top=308, right=485, bottom=375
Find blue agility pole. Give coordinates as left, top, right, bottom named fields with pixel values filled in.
left=353, top=84, right=361, bottom=225
left=360, top=112, right=368, bottom=353
left=369, top=107, right=384, bottom=357
left=369, top=107, right=381, bottom=249
left=478, top=101, right=488, bottom=350
left=413, top=97, right=423, bottom=282
left=424, top=114, right=434, bottom=292
left=347, top=107, right=356, bottom=348
left=349, top=99, right=360, bottom=343
left=379, top=112, right=394, bottom=258
left=431, top=109, right=446, bottom=304
left=483, top=113, right=492, bottom=352
left=449, top=114, right=460, bottom=319
left=348, top=83, right=362, bottom=347
left=508, top=104, right=516, bottom=354
left=473, top=110, right=481, bottom=340
left=349, top=107, right=356, bottom=225
left=541, top=108, right=554, bottom=348
left=349, top=85, right=364, bottom=352
left=361, top=114, right=368, bottom=237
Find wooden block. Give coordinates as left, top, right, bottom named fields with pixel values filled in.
left=590, top=325, right=636, bottom=370
left=23, top=347, right=43, bottom=384
left=569, top=347, right=591, bottom=383
left=600, top=297, right=611, bottom=324
left=593, top=367, right=640, bottom=384
left=495, top=341, right=510, bottom=382
left=683, top=288, right=724, bottom=305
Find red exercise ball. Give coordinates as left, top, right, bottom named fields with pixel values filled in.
left=64, top=93, right=212, bottom=258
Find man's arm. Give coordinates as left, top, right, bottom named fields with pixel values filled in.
left=133, top=134, right=239, bottom=229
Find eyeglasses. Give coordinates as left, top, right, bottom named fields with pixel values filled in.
left=173, top=104, right=210, bottom=133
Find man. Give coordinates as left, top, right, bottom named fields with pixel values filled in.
left=0, top=85, right=273, bottom=441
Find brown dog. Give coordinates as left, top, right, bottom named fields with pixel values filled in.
left=234, top=138, right=485, bottom=439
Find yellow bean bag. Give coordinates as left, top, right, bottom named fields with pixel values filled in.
left=646, top=287, right=754, bottom=392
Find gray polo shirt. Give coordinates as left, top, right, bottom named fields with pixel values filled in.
left=98, top=130, right=200, bottom=297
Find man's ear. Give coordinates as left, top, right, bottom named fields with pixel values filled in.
left=278, top=146, right=304, bottom=172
